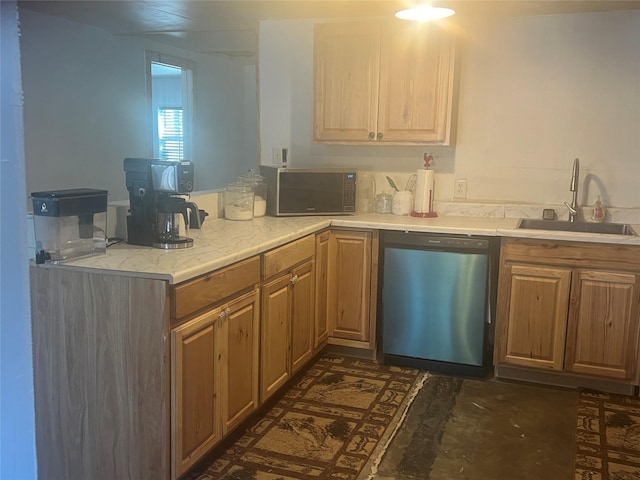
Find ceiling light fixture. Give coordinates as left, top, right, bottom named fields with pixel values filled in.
left=395, top=5, right=455, bottom=21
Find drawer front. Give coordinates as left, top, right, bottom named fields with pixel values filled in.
left=174, top=256, right=260, bottom=320
left=262, top=235, right=315, bottom=279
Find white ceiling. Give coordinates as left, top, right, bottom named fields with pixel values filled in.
left=18, top=0, right=640, bottom=58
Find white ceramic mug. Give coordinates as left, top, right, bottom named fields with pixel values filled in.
left=392, top=191, right=413, bottom=216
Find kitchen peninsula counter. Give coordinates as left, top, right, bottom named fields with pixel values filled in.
left=29, top=211, right=640, bottom=480
left=38, top=213, right=640, bottom=284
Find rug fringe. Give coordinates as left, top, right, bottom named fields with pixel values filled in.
left=361, top=371, right=431, bottom=480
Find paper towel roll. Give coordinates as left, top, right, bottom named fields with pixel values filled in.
left=413, top=169, right=434, bottom=214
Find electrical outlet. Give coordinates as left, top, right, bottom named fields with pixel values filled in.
left=272, top=147, right=282, bottom=164
left=454, top=179, right=467, bottom=199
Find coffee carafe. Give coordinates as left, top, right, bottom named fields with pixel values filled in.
left=155, top=196, right=192, bottom=249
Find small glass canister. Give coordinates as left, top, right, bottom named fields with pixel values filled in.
left=239, top=170, right=267, bottom=217
left=375, top=192, right=393, bottom=214
left=224, top=182, right=255, bottom=221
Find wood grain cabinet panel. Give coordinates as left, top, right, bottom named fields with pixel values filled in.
left=377, top=22, right=455, bottom=143
left=260, top=235, right=316, bottom=403
left=495, top=238, right=640, bottom=384
left=30, top=268, right=169, bottom=480
left=262, top=235, right=315, bottom=280
left=290, top=260, right=315, bottom=374
left=497, top=264, right=571, bottom=371
left=314, top=231, right=330, bottom=349
left=260, top=274, right=293, bottom=402
left=327, top=230, right=373, bottom=346
left=313, top=22, right=381, bottom=142
left=565, top=270, right=640, bottom=379
left=219, top=289, right=260, bottom=434
left=172, top=288, right=260, bottom=479
left=171, top=311, right=221, bottom=480
left=173, top=256, right=260, bottom=320
left=314, top=21, right=455, bottom=145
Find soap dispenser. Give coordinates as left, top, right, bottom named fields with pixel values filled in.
left=590, top=195, right=606, bottom=223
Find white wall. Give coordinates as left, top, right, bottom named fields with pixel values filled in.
left=258, top=11, right=640, bottom=209
left=20, top=9, right=257, bottom=203
left=1, top=2, right=37, bottom=478
left=243, top=65, right=259, bottom=173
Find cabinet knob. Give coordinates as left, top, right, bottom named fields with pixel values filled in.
left=291, top=274, right=299, bottom=285
left=368, top=132, right=375, bottom=140
left=225, top=307, right=231, bottom=317
left=377, top=132, right=383, bottom=140
left=219, top=311, right=226, bottom=321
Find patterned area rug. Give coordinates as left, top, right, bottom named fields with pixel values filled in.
left=576, top=390, right=640, bottom=480
left=191, top=354, right=423, bottom=480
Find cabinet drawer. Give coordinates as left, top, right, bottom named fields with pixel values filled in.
left=174, top=256, right=260, bottom=320
left=262, top=235, right=315, bottom=279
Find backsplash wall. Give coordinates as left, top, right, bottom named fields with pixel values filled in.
left=258, top=11, right=640, bottom=209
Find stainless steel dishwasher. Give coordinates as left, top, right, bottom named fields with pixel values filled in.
left=378, top=231, right=499, bottom=378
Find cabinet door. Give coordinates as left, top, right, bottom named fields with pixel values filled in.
left=314, top=231, right=330, bottom=349
left=565, top=270, right=640, bottom=379
left=378, top=23, right=455, bottom=144
left=291, top=260, right=315, bottom=374
left=260, top=274, right=291, bottom=402
left=219, top=289, right=260, bottom=435
left=171, top=310, right=221, bottom=480
left=496, top=264, right=571, bottom=371
left=328, top=230, right=372, bottom=343
left=313, top=22, right=381, bottom=142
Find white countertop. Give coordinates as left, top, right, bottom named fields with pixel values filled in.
left=38, top=214, right=640, bottom=284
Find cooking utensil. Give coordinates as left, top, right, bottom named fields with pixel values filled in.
left=386, top=176, right=399, bottom=192
left=405, top=174, right=417, bottom=192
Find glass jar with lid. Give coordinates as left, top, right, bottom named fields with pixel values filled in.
left=224, top=182, right=255, bottom=221
left=239, top=170, right=267, bottom=217
left=375, top=192, right=393, bottom=214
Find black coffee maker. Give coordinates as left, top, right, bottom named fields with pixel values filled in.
left=124, top=158, right=201, bottom=249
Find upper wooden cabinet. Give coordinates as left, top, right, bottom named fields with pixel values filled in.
left=495, top=238, right=640, bottom=383
left=313, top=21, right=456, bottom=145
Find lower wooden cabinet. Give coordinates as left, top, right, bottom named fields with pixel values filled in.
left=290, top=260, right=315, bottom=373
left=260, top=235, right=316, bottom=403
left=261, top=273, right=294, bottom=401
left=495, top=238, right=640, bottom=383
left=565, top=269, right=640, bottom=379
left=171, top=310, right=221, bottom=480
left=314, top=231, right=330, bottom=349
left=219, top=290, right=260, bottom=434
left=261, top=259, right=315, bottom=402
left=497, top=263, right=571, bottom=371
left=171, top=288, right=259, bottom=480
left=327, top=229, right=376, bottom=348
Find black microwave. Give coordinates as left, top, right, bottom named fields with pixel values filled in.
left=260, top=166, right=357, bottom=216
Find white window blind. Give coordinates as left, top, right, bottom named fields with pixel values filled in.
left=158, top=107, right=184, bottom=161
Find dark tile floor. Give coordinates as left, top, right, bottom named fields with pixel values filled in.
left=368, top=376, right=577, bottom=480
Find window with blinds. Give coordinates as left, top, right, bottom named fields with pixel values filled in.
left=147, top=52, right=193, bottom=161
left=158, top=107, right=184, bottom=161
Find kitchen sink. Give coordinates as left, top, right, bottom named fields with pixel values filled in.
left=517, top=218, right=638, bottom=236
